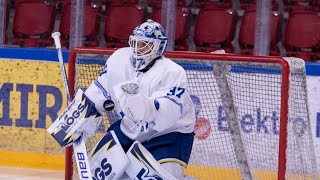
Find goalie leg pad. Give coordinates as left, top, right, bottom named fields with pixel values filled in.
left=89, top=130, right=129, bottom=180
left=125, top=141, right=179, bottom=180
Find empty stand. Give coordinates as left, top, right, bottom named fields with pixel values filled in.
left=151, top=7, right=190, bottom=51
left=60, top=0, right=91, bottom=6
left=109, top=0, right=139, bottom=5
left=240, top=0, right=278, bottom=11
left=239, top=9, right=280, bottom=55
left=194, top=6, right=236, bottom=53
left=147, top=0, right=192, bottom=8
left=59, top=2, right=100, bottom=48
left=284, top=10, right=320, bottom=61
left=194, top=0, right=232, bottom=9
left=104, top=4, right=145, bottom=48
left=284, top=0, right=315, bottom=11
left=15, top=0, right=57, bottom=7
left=284, top=0, right=315, bottom=5
left=13, top=1, right=56, bottom=47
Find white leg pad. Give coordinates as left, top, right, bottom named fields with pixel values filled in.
left=88, top=130, right=129, bottom=180
left=125, top=141, right=178, bottom=180
left=161, top=162, right=185, bottom=179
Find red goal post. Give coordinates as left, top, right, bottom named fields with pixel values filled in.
left=66, top=48, right=317, bottom=180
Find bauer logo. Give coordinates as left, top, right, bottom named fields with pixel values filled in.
left=76, top=152, right=90, bottom=179
left=92, top=158, right=115, bottom=180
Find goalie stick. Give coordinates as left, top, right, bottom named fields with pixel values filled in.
left=51, top=32, right=93, bottom=180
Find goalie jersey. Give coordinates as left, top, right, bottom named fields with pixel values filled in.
left=85, top=47, right=196, bottom=142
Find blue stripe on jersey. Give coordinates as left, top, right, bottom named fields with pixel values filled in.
left=158, top=96, right=183, bottom=114
left=94, top=80, right=110, bottom=99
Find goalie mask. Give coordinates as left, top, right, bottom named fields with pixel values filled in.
left=129, top=19, right=168, bottom=71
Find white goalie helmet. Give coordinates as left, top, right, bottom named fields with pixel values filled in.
left=128, top=19, right=168, bottom=70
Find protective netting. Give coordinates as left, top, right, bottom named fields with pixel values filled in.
left=69, top=51, right=318, bottom=180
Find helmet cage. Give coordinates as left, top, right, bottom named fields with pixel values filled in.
left=129, top=35, right=167, bottom=70
left=129, top=35, right=160, bottom=58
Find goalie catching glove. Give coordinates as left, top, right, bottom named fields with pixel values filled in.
left=47, top=89, right=102, bottom=147
left=114, top=81, right=156, bottom=123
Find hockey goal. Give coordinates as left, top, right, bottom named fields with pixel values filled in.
left=66, top=48, right=318, bottom=180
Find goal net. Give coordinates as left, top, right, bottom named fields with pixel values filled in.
left=66, top=48, right=318, bottom=180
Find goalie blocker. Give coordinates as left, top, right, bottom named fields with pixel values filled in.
left=47, top=89, right=102, bottom=147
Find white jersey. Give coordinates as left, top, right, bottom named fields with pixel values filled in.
left=85, top=47, right=196, bottom=142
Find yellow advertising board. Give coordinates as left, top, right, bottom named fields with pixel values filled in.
left=0, top=58, right=66, bottom=170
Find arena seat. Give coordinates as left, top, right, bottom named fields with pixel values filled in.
left=59, top=2, right=100, bottom=48
left=239, top=0, right=278, bottom=11
left=283, top=0, right=316, bottom=11
left=109, top=0, right=139, bottom=5
left=314, top=0, right=320, bottom=11
left=194, top=0, right=232, bottom=9
left=147, top=0, right=192, bottom=8
left=104, top=4, right=145, bottom=48
left=13, top=1, right=56, bottom=47
left=284, top=10, right=320, bottom=61
left=151, top=7, right=190, bottom=51
left=15, top=0, right=57, bottom=7
left=194, top=6, right=236, bottom=53
left=239, top=9, right=280, bottom=55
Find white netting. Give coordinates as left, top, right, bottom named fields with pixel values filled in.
left=69, top=52, right=318, bottom=180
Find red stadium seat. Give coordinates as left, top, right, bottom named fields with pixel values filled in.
left=284, top=0, right=315, bottom=11
left=284, top=10, right=320, bottom=61
left=194, top=0, right=232, bottom=9
left=15, top=0, right=57, bottom=7
left=151, top=7, right=190, bottom=51
left=59, top=3, right=100, bottom=48
left=13, top=1, right=56, bottom=47
left=109, top=0, right=139, bottom=5
left=314, top=0, right=320, bottom=11
left=104, top=4, right=146, bottom=48
left=240, top=1, right=278, bottom=11
left=147, top=0, right=192, bottom=8
left=239, top=9, right=280, bottom=55
left=194, top=7, right=236, bottom=53
left=60, top=0, right=93, bottom=8
left=284, top=0, right=314, bottom=6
